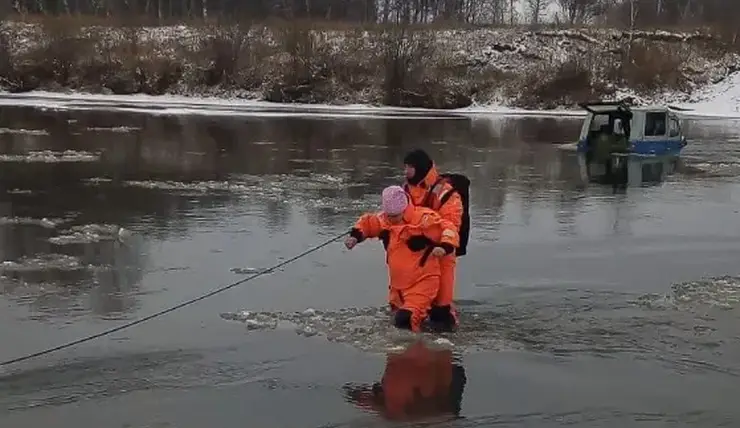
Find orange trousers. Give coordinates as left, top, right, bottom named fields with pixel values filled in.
left=436, top=255, right=457, bottom=307
left=389, top=276, right=439, bottom=332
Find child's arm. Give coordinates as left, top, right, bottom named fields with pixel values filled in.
left=349, top=213, right=384, bottom=243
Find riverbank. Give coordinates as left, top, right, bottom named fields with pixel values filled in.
left=1, top=74, right=738, bottom=120
left=1, top=19, right=739, bottom=111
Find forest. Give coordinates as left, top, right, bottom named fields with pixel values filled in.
left=5, top=0, right=740, bottom=28
left=0, top=0, right=738, bottom=109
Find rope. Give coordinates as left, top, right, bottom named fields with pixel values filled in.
left=0, top=232, right=349, bottom=367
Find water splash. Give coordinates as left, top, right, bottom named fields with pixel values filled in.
left=220, top=306, right=515, bottom=354
left=220, top=282, right=740, bottom=376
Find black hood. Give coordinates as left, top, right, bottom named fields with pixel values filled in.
left=403, top=149, right=433, bottom=185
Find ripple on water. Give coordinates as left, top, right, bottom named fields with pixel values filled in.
left=85, top=126, right=140, bottom=133
left=0, top=253, right=111, bottom=288
left=220, top=282, right=740, bottom=378
left=82, top=177, right=113, bottom=184
left=0, top=349, right=280, bottom=411
left=0, top=128, right=48, bottom=136
left=0, top=217, right=65, bottom=229
left=123, top=180, right=253, bottom=193
left=48, top=224, right=130, bottom=245
left=0, top=150, right=100, bottom=163
left=633, top=275, right=740, bottom=311
left=115, top=175, right=377, bottom=214
left=229, top=267, right=275, bottom=275
left=433, top=409, right=736, bottom=427
left=686, top=162, right=740, bottom=179
left=0, top=254, right=87, bottom=273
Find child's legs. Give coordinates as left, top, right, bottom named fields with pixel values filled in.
left=392, top=277, right=439, bottom=332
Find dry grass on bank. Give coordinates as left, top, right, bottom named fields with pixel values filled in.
left=0, top=17, right=737, bottom=109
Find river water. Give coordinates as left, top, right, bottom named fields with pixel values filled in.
left=0, top=105, right=739, bottom=427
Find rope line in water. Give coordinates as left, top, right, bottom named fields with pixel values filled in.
left=0, top=232, right=349, bottom=367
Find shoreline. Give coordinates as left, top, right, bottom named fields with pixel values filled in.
left=1, top=89, right=739, bottom=120
left=0, top=90, right=585, bottom=118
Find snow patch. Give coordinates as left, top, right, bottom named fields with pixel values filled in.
left=677, top=72, right=740, bottom=115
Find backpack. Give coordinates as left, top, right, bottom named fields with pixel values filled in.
left=421, top=173, right=471, bottom=257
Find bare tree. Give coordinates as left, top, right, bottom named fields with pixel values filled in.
left=527, top=0, right=550, bottom=24
left=556, top=0, right=601, bottom=24
left=3, top=0, right=737, bottom=33
left=628, top=0, right=638, bottom=28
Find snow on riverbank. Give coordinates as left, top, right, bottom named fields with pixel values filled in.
left=2, top=21, right=739, bottom=113
left=0, top=89, right=587, bottom=118
left=1, top=70, right=739, bottom=120
left=676, top=71, right=740, bottom=116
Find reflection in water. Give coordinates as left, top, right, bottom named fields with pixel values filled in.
left=343, top=340, right=466, bottom=422
left=0, top=107, right=606, bottom=246
left=579, top=152, right=679, bottom=188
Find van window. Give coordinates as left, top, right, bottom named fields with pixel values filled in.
left=645, top=112, right=667, bottom=136
left=668, top=117, right=680, bottom=137
left=590, top=114, right=609, bottom=131
left=613, top=118, right=626, bottom=135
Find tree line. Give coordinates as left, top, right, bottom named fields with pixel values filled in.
left=3, top=0, right=739, bottom=39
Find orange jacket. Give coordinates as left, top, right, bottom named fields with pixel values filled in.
left=404, top=164, right=464, bottom=233
left=343, top=341, right=466, bottom=421
left=350, top=204, right=459, bottom=290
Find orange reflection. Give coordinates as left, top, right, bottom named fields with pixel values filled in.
left=343, top=340, right=467, bottom=422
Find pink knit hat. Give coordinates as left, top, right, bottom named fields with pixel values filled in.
left=381, top=185, right=409, bottom=216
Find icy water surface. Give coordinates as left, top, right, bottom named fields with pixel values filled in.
left=0, top=106, right=740, bottom=427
